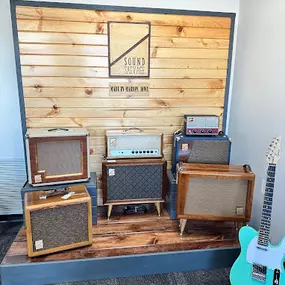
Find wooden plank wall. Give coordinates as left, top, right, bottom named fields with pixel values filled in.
left=15, top=6, right=233, bottom=205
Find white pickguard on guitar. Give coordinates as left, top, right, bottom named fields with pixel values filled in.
left=246, top=236, right=285, bottom=271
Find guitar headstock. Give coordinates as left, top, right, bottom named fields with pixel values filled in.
left=266, top=136, right=282, bottom=164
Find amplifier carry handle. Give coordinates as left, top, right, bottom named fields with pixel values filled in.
left=39, top=187, right=70, bottom=200
left=48, top=128, right=70, bottom=132
left=123, top=127, right=144, bottom=133
left=243, top=164, right=252, bottom=173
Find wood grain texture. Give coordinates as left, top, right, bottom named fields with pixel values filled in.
left=18, top=32, right=229, bottom=49
left=23, top=87, right=225, bottom=98
left=22, top=78, right=226, bottom=89
left=2, top=211, right=238, bottom=264
left=24, top=97, right=224, bottom=108
left=22, top=66, right=227, bottom=79
left=16, top=20, right=230, bottom=39
left=20, top=55, right=228, bottom=69
left=19, top=44, right=228, bottom=59
left=16, top=7, right=231, bottom=28
left=15, top=5, right=233, bottom=203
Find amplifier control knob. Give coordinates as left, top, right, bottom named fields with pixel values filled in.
left=201, top=130, right=204, bottom=133
left=208, top=130, right=212, bottom=133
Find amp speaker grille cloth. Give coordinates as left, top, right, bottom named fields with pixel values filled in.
left=106, top=164, right=163, bottom=200
left=188, top=140, right=229, bottom=164
left=30, top=203, right=88, bottom=251
left=185, top=178, right=248, bottom=216
left=37, top=141, right=81, bottom=176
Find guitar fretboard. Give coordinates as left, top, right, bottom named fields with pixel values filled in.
left=257, top=163, right=276, bottom=247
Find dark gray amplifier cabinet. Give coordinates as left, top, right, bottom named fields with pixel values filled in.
left=165, top=170, right=177, bottom=220
left=171, top=132, right=231, bottom=176
left=21, top=172, right=97, bottom=225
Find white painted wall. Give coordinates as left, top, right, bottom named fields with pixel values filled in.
left=0, top=0, right=25, bottom=160
left=229, top=0, right=285, bottom=244
left=0, top=0, right=239, bottom=161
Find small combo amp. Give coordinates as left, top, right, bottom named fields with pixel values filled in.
left=171, top=131, right=231, bottom=176
left=25, top=128, right=90, bottom=186
left=184, top=115, right=219, bottom=136
left=24, top=185, right=92, bottom=257
left=176, top=163, right=255, bottom=235
left=102, top=159, right=166, bottom=219
left=106, top=129, right=163, bottom=159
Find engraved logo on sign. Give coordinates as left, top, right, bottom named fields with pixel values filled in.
left=236, top=206, right=244, bottom=216
left=35, top=240, right=44, bottom=250
left=110, top=138, right=117, bottom=146
left=182, top=144, right=189, bottom=151
left=109, top=169, right=115, bottom=176
left=34, top=174, right=42, bottom=183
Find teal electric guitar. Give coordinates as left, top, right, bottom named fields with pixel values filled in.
left=230, top=136, right=283, bottom=285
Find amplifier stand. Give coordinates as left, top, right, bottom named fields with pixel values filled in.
left=106, top=200, right=164, bottom=220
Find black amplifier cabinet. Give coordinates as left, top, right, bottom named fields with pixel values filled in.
left=102, top=159, right=166, bottom=219
left=171, top=132, right=231, bottom=176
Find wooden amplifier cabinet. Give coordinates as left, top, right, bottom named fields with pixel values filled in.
left=24, top=185, right=92, bottom=257
left=177, top=164, right=255, bottom=235
left=102, top=159, right=167, bottom=219
left=25, top=128, right=90, bottom=186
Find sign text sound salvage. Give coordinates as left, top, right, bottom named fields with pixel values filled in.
left=108, top=22, right=150, bottom=78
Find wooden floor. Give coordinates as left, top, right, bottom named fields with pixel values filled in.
left=2, top=211, right=239, bottom=265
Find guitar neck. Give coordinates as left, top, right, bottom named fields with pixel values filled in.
left=257, top=163, right=276, bottom=247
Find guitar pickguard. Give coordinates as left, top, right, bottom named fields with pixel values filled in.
left=246, top=236, right=285, bottom=271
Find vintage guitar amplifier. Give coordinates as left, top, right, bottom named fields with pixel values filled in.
left=25, top=128, right=90, bottom=186
left=102, top=159, right=166, bottom=218
left=24, top=185, right=92, bottom=257
left=172, top=132, right=231, bottom=176
left=176, top=164, right=255, bottom=235
left=184, top=115, right=219, bottom=136
left=106, top=129, right=163, bottom=159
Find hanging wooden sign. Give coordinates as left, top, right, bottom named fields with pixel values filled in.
left=108, top=22, right=151, bottom=78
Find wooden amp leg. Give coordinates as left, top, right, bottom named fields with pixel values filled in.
left=107, top=205, right=113, bottom=220
left=180, top=219, right=187, bottom=236
left=236, top=221, right=247, bottom=231
left=155, top=202, right=161, bottom=216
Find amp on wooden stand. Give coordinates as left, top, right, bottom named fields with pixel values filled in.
left=176, top=163, right=255, bottom=235
left=102, top=159, right=167, bottom=219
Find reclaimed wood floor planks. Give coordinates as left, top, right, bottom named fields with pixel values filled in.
left=2, top=212, right=239, bottom=265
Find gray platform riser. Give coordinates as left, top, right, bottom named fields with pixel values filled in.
left=1, top=247, right=240, bottom=285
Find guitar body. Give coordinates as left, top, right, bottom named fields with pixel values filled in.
left=230, top=226, right=285, bottom=285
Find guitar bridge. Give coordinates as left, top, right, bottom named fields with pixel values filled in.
left=252, top=263, right=267, bottom=282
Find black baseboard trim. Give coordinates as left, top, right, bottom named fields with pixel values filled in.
left=0, top=214, right=23, bottom=223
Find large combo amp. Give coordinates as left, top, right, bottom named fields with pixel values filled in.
left=25, top=128, right=90, bottom=186
left=24, top=185, right=92, bottom=257
left=171, top=132, right=231, bottom=176
left=176, top=163, right=255, bottom=235
left=105, top=129, right=163, bottom=159
left=102, top=159, right=167, bottom=219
